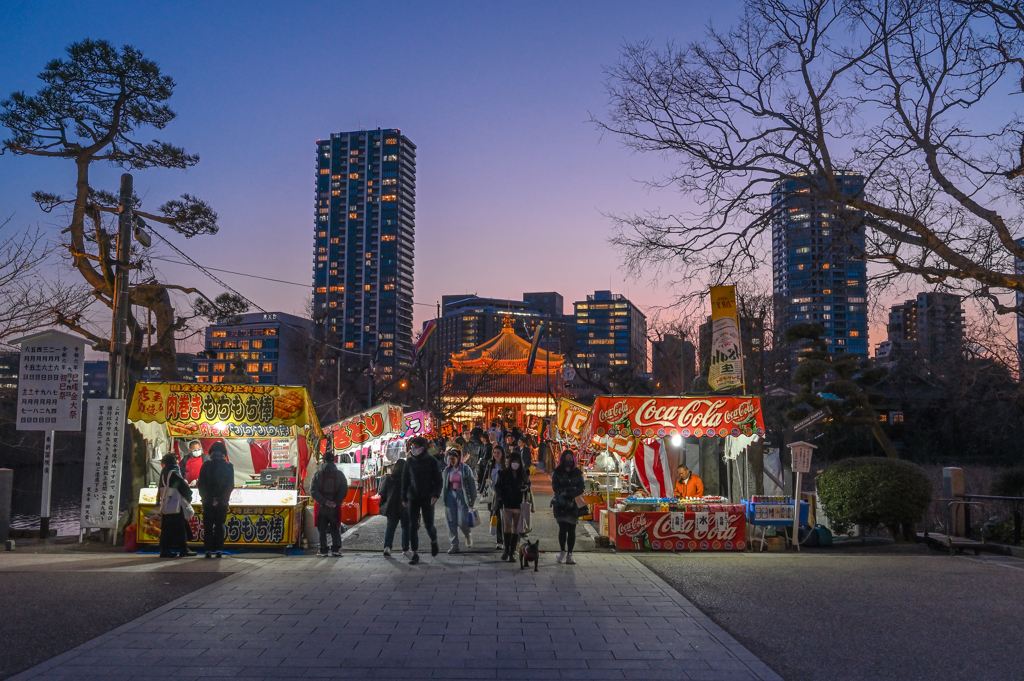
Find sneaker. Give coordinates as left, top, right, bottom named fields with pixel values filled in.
left=205, top=552, right=213, bottom=559
left=495, top=542, right=503, bottom=550
left=317, top=550, right=328, bottom=557
left=331, top=550, right=342, bottom=557
left=410, top=552, right=420, bottom=565
left=403, top=549, right=413, bottom=559
left=448, top=545, right=460, bottom=555
left=430, top=541, right=439, bottom=557
left=180, top=550, right=197, bottom=557
left=215, top=552, right=222, bottom=559
left=383, top=547, right=391, bottom=557
left=566, top=553, right=576, bottom=565
left=556, top=551, right=566, bottom=564
left=465, top=534, right=473, bottom=548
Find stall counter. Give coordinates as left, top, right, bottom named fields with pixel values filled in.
left=136, top=488, right=306, bottom=548
left=608, top=504, right=747, bottom=551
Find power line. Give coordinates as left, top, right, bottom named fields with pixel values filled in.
left=150, top=256, right=309, bottom=288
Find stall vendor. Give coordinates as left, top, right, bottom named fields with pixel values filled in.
left=183, top=440, right=209, bottom=486
left=674, top=464, right=704, bottom=498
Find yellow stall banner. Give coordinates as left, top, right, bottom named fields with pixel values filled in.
left=708, top=285, right=744, bottom=391
left=128, top=382, right=321, bottom=438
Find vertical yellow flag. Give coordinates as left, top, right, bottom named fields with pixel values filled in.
left=708, top=286, right=744, bottom=391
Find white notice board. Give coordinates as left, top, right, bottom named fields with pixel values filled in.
left=80, top=399, right=126, bottom=529
left=15, top=331, right=86, bottom=431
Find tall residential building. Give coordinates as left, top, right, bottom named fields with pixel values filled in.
left=651, top=334, right=696, bottom=394
left=428, top=292, right=568, bottom=364
left=573, top=291, right=648, bottom=377
left=193, top=312, right=312, bottom=385
left=313, top=129, right=416, bottom=379
left=698, top=316, right=765, bottom=393
left=876, top=292, right=964, bottom=364
left=772, top=173, right=869, bottom=364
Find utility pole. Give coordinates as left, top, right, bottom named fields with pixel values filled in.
left=108, top=174, right=133, bottom=401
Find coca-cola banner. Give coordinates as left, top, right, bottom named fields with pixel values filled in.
left=580, top=396, right=765, bottom=445
left=610, top=509, right=747, bottom=551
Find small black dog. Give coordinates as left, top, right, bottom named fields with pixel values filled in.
left=519, top=539, right=539, bottom=572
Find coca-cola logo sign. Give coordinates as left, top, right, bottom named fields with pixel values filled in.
left=597, top=399, right=632, bottom=424
left=618, top=513, right=649, bottom=537
left=613, top=510, right=746, bottom=550
left=633, top=398, right=760, bottom=430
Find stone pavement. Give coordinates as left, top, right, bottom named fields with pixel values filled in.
left=11, top=552, right=781, bottom=681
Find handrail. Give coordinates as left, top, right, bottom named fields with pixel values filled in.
left=956, top=493, right=1024, bottom=503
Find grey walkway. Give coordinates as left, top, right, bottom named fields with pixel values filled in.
left=12, top=553, right=781, bottom=681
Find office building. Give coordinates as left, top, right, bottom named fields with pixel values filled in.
left=83, top=360, right=109, bottom=398
left=651, top=334, right=696, bottom=394
left=142, top=353, right=197, bottom=383
left=0, top=352, right=18, bottom=391
left=875, top=292, right=964, bottom=364
left=428, top=292, right=568, bottom=364
left=313, top=129, right=416, bottom=379
left=193, top=312, right=312, bottom=385
left=698, top=316, right=765, bottom=393
left=772, top=172, right=869, bottom=364
left=573, top=291, right=647, bottom=377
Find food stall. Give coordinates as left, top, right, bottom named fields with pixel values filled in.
left=320, top=403, right=405, bottom=522
left=128, top=382, right=321, bottom=550
left=578, top=395, right=765, bottom=551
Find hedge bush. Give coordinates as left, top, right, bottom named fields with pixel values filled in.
left=991, top=468, right=1024, bottom=498
left=816, top=457, right=932, bottom=541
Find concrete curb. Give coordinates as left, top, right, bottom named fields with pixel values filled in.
left=625, top=555, right=784, bottom=681
left=6, top=560, right=262, bottom=681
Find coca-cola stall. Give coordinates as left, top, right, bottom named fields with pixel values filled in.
left=579, top=395, right=765, bottom=551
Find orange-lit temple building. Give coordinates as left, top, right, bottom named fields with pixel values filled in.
left=444, top=317, right=564, bottom=424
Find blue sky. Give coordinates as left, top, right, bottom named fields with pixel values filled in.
left=1, top=1, right=749, bottom=341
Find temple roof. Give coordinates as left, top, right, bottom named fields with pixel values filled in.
left=450, top=317, right=563, bottom=371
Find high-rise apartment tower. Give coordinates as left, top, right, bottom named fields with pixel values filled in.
left=313, top=129, right=416, bottom=379
left=772, top=173, right=869, bottom=364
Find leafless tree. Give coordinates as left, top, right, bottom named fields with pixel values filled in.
left=596, top=0, right=1024, bottom=320
left=0, top=215, right=51, bottom=342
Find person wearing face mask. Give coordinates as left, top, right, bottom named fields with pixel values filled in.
left=401, top=436, right=443, bottom=565
left=551, top=450, right=586, bottom=565
left=494, top=451, right=530, bottom=561
left=182, top=440, right=209, bottom=486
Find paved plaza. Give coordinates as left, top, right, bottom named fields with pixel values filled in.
left=9, top=551, right=780, bottom=681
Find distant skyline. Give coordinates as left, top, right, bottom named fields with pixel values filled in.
left=0, top=1, right=991, bottom=360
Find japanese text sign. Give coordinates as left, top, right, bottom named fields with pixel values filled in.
left=80, top=399, right=126, bottom=528
left=15, top=331, right=86, bottom=431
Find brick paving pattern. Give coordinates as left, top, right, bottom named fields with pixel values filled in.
left=11, top=553, right=781, bottom=681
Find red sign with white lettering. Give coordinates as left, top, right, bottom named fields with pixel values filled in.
left=581, top=396, right=765, bottom=444
left=609, top=509, right=747, bottom=551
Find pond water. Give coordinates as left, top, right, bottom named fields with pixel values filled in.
left=9, top=462, right=131, bottom=536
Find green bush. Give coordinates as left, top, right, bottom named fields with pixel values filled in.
left=991, top=468, right=1024, bottom=498
left=816, top=457, right=932, bottom=541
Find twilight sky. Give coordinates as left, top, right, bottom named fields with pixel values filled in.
left=1, top=0, right=934, bottom=354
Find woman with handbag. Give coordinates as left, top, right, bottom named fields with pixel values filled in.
left=494, top=451, right=530, bottom=562
left=551, top=449, right=586, bottom=565
left=487, top=445, right=507, bottom=551
left=159, top=453, right=196, bottom=558
left=441, top=449, right=477, bottom=554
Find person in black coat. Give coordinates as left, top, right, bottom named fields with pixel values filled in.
left=379, top=458, right=410, bottom=558
left=197, top=441, right=234, bottom=558
left=551, top=449, right=586, bottom=565
left=311, top=452, right=349, bottom=556
left=401, top=436, right=442, bottom=565
left=494, top=452, right=531, bottom=561
left=159, top=454, right=195, bottom=558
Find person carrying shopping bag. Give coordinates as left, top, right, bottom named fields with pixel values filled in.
left=441, top=449, right=477, bottom=553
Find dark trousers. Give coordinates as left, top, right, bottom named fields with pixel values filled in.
left=159, top=512, right=189, bottom=555
left=558, top=522, right=577, bottom=553
left=407, top=498, right=438, bottom=552
left=318, top=513, right=342, bottom=552
left=203, top=502, right=229, bottom=553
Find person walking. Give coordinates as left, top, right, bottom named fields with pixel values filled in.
left=158, top=454, right=195, bottom=558
left=311, top=451, right=348, bottom=556
left=402, top=436, right=442, bottom=565
left=486, top=445, right=507, bottom=551
left=462, top=427, right=484, bottom=478
left=494, top=451, right=530, bottom=561
left=197, top=441, right=234, bottom=558
left=442, top=449, right=477, bottom=554
left=551, top=449, right=586, bottom=565
left=378, top=458, right=410, bottom=558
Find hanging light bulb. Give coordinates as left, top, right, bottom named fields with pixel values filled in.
left=670, top=434, right=683, bottom=447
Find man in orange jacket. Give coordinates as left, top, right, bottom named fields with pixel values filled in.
left=674, top=464, right=704, bottom=498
